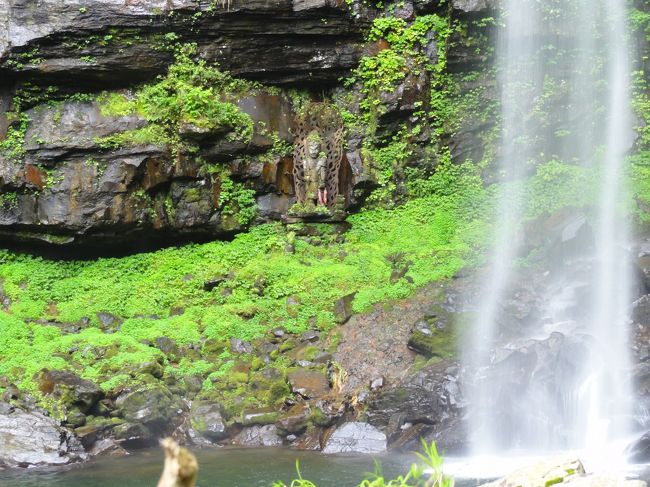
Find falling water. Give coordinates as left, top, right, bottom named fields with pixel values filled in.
left=466, top=0, right=635, bottom=460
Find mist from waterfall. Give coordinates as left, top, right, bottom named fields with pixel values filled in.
left=466, top=0, right=635, bottom=458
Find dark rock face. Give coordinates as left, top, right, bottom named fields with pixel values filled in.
left=0, top=0, right=384, bottom=249
left=0, top=0, right=371, bottom=88
left=628, top=431, right=650, bottom=463
left=0, top=402, right=86, bottom=468
left=0, top=93, right=298, bottom=248
left=366, top=360, right=465, bottom=452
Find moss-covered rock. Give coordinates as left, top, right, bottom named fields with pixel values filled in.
left=114, top=386, right=183, bottom=433
left=406, top=308, right=458, bottom=358
left=37, top=370, right=103, bottom=414
left=189, top=401, right=228, bottom=442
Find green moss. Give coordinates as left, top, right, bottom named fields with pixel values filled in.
left=95, top=44, right=254, bottom=154
left=97, top=92, right=136, bottom=117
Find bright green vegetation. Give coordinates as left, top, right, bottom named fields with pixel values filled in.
left=96, top=44, right=254, bottom=153
left=0, top=112, right=29, bottom=161
left=339, top=13, right=498, bottom=209
left=0, top=159, right=489, bottom=402
left=274, top=440, right=453, bottom=487
left=218, top=174, right=258, bottom=226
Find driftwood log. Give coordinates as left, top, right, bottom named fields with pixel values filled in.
left=156, top=438, right=198, bottom=487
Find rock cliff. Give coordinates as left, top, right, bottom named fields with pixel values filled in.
left=0, top=0, right=494, bottom=249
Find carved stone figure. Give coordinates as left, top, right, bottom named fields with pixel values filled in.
left=292, top=103, right=344, bottom=209
left=303, top=131, right=328, bottom=207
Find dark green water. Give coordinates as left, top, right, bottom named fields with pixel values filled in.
left=0, top=448, right=458, bottom=487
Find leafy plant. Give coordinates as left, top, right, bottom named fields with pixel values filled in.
left=274, top=440, right=453, bottom=487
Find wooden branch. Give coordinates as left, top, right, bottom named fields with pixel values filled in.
left=156, top=438, right=198, bottom=487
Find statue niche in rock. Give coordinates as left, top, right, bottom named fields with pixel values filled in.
left=289, top=104, right=345, bottom=221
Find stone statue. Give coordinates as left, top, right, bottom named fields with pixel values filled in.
left=303, top=131, right=328, bottom=207
left=292, top=102, right=344, bottom=209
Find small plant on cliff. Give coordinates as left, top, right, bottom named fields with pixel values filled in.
left=218, top=174, right=258, bottom=226
left=0, top=112, right=30, bottom=161
left=347, top=14, right=452, bottom=125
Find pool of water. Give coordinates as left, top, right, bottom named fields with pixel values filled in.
left=0, top=447, right=428, bottom=487
left=1, top=447, right=648, bottom=487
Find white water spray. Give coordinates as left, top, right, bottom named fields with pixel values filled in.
left=466, top=0, right=635, bottom=462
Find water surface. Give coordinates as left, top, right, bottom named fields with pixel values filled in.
left=2, top=447, right=648, bottom=486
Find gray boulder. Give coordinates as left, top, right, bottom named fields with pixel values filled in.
left=233, top=424, right=283, bottom=447
left=0, top=403, right=86, bottom=467
left=322, top=422, right=387, bottom=454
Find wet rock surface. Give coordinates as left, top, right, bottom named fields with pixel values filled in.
left=232, top=424, right=283, bottom=447
left=0, top=402, right=86, bottom=468
left=322, top=422, right=387, bottom=454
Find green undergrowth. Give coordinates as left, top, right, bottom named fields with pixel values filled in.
left=0, top=160, right=490, bottom=399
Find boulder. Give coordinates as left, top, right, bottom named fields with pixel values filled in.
left=333, top=293, right=356, bottom=324
left=366, top=360, right=464, bottom=450
left=564, top=477, right=646, bottom=487
left=479, top=456, right=647, bottom=487
left=74, top=417, right=123, bottom=450
left=87, top=438, right=128, bottom=457
left=232, top=424, right=283, bottom=447
left=230, top=338, right=254, bottom=354
left=189, top=401, right=228, bottom=442
left=0, top=403, right=87, bottom=467
left=115, top=386, right=183, bottom=434
left=37, top=370, right=103, bottom=413
left=322, top=422, right=387, bottom=454
left=275, top=404, right=310, bottom=435
left=406, top=316, right=456, bottom=357
left=240, top=407, right=279, bottom=426
left=112, top=421, right=153, bottom=447
left=451, top=0, right=496, bottom=12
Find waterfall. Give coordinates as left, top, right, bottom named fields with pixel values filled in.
left=466, top=0, right=635, bottom=458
